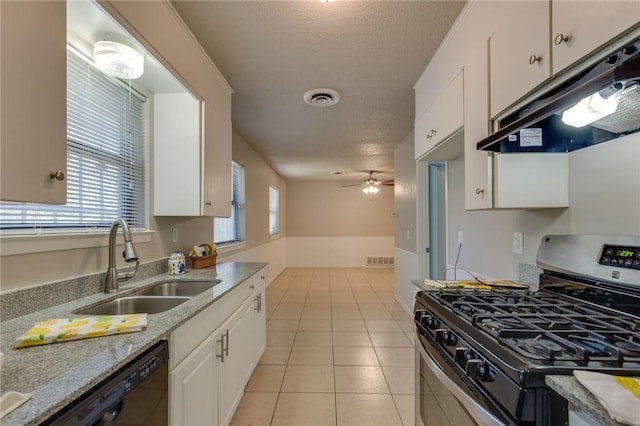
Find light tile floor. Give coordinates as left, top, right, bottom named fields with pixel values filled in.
left=230, top=267, right=416, bottom=426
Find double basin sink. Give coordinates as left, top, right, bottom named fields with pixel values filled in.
left=74, top=279, right=221, bottom=315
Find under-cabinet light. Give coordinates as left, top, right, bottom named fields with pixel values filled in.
left=561, top=86, right=623, bottom=128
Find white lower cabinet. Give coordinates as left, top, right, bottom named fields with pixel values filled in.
left=170, top=330, right=220, bottom=426
left=169, top=267, right=267, bottom=426
left=218, top=302, right=252, bottom=426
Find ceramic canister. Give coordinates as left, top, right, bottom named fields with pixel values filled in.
left=168, top=252, right=186, bottom=275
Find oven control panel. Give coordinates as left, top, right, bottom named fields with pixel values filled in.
left=599, top=244, right=640, bottom=270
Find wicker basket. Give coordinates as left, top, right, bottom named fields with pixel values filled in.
left=191, top=253, right=217, bottom=269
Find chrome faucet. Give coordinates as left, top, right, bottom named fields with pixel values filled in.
left=104, top=218, right=140, bottom=293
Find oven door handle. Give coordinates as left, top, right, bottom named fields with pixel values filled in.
left=418, top=340, right=506, bottom=426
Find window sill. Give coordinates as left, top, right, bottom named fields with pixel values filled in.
left=215, top=241, right=246, bottom=254
left=0, top=230, right=155, bottom=256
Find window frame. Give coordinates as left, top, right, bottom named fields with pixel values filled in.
left=269, top=185, right=279, bottom=238
left=0, top=46, right=151, bottom=254
left=214, top=161, right=245, bottom=246
left=0, top=46, right=148, bottom=234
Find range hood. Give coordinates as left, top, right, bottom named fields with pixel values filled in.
left=477, top=34, right=640, bottom=153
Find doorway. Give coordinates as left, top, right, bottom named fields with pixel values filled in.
left=428, top=162, right=447, bottom=279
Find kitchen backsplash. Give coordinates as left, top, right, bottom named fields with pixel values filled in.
left=0, top=258, right=167, bottom=321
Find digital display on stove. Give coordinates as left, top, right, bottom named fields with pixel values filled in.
left=599, top=244, right=640, bottom=270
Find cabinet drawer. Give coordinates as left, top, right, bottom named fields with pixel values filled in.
left=170, top=279, right=252, bottom=368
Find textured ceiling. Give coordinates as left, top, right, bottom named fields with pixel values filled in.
left=171, top=0, right=466, bottom=182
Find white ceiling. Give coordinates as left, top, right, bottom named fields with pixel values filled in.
left=170, top=1, right=466, bottom=183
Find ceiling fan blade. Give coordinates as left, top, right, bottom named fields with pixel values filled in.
left=380, top=182, right=394, bottom=186
left=342, top=183, right=363, bottom=187
left=380, top=180, right=394, bottom=185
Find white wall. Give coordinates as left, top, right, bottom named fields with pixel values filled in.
left=445, top=133, right=640, bottom=281
left=286, top=236, right=394, bottom=267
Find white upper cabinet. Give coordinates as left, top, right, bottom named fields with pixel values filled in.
left=154, top=96, right=231, bottom=217
left=489, top=0, right=640, bottom=118
left=101, top=0, right=232, bottom=217
left=463, top=37, right=493, bottom=210
left=203, top=101, right=232, bottom=217
left=551, top=1, right=640, bottom=74
left=489, top=0, right=550, bottom=118
left=415, top=70, right=464, bottom=160
left=0, top=1, right=67, bottom=204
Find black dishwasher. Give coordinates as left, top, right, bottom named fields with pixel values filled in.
left=44, top=340, right=169, bottom=426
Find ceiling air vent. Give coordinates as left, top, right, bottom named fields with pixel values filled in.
left=304, top=88, right=341, bottom=107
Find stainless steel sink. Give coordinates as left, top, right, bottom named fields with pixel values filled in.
left=134, top=280, right=220, bottom=297
left=75, top=296, right=190, bottom=315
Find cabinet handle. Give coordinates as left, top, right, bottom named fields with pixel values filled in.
left=261, top=276, right=265, bottom=280
left=258, top=293, right=262, bottom=312
left=528, top=54, right=542, bottom=65
left=224, top=329, right=230, bottom=357
left=216, top=336, right=225, bottom=363
left=554, top=33, right=570, bottom=45
left=255, top=294, right=260, bottom=312
left=49, top=170, right=65, bottom=181
left=204, top=201, right=212, bottom=206
left=475, top=188, right=485, bottom=195
left=250, top=284, right=255, bottom=290
left=431, top=129, right=437, bottom=135
left=426, top=134, right=432, bottom=140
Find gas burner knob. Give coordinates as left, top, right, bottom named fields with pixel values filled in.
left=606, top=54, right=619, bottom=65
left=465, top=359, right=483, bottom=378
left=477, top=362, right=494, bottom=382
left=455, top=347, right=469, bottom=365
left=434, top=329, right=449, bottom=343
left=445, top=332, right=457, bottom=346
left=418, top=314, right=432, bottom=328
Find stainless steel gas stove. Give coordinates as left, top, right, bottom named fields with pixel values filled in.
left=414, top=235, right=640, bottom=426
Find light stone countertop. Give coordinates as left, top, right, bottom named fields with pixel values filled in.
left=546, top=375, right=625, bottom=426
left=0, top=261, right=267, bottom=426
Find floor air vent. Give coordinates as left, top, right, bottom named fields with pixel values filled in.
left=366, top=256, right=394, bottom=266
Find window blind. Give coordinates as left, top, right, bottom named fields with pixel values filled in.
left=214, top=161, right=244, bottom=244
left=0, top=48, right=147, bottom=231
left=269, top=186, right=279, bottom=236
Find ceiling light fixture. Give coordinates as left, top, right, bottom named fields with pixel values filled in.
left=93, top=40, right=144, bottom=79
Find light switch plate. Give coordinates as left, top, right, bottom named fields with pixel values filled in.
left=513, top=232, right=523, bottom=254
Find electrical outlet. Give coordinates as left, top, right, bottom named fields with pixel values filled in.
left=172, top=227, right=179, bottom=243
left=458, top=231, right=464, bottom=247
left=513, top=232, right=523, bottom=254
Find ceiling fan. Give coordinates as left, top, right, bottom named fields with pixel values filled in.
left=340, top=171, right=394, bottom=194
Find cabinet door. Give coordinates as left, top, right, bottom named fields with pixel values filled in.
left=218, top=303, right=252, bottom=426
left=154, top=93, right=202, bottom=216
left=552, top=1, right=640, bottom=74
left=414, top=106, right=434, bottom=160
left=202, top=100, right=232, bottom=217
left=414, top=71, right=464, bottom=160
left=464, top=39, right=493, bottom=210
left=170, top=330, right=220, bottom=426
left=0, top=1, right=67, bottom=204
left=253, top=285, right=267, bottom=369
left=489, top=1, right=550, bottom=118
